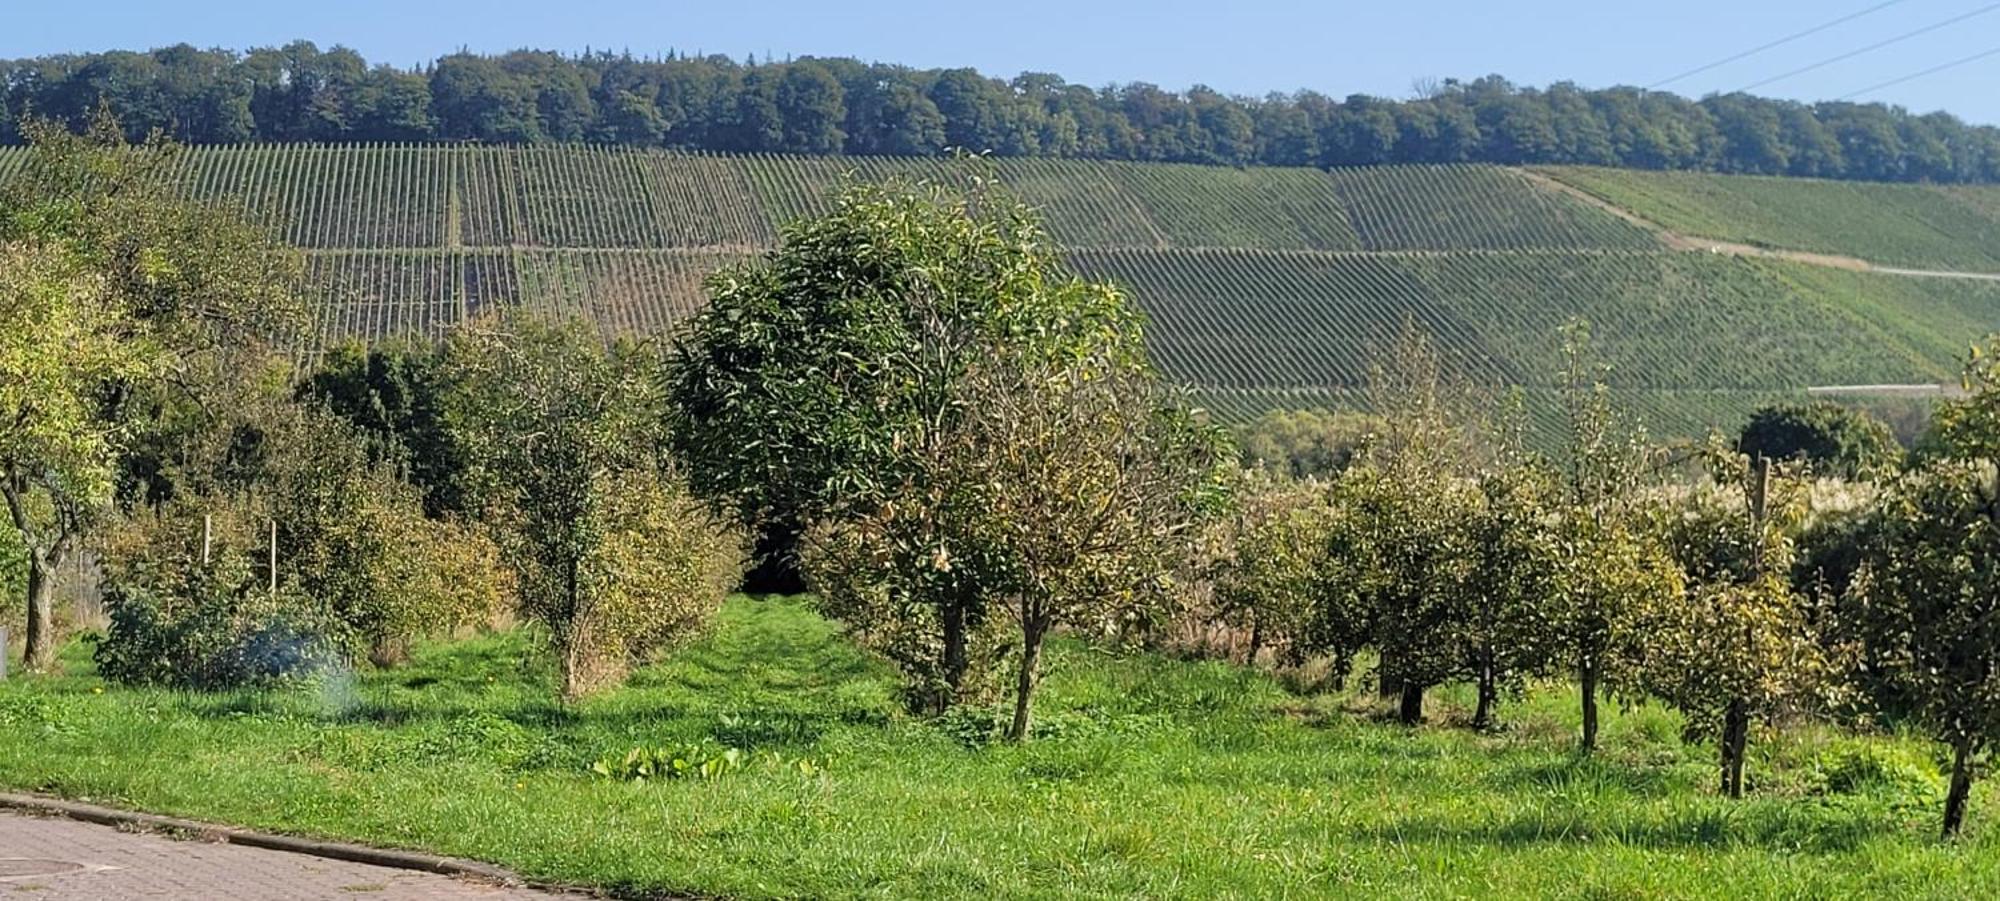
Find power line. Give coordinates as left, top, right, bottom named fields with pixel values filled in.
left=1838, top=43, right=2000, bottom=98
left=1647, top=0, right=1911, bottom=89
left=1736, top=1, right=2000, bottom=93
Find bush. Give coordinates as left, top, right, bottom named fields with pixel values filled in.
left=94, top=409, right=514, bottom=687
left=96, top=503, right=343, bottom=688
left=557, top=470, right=746, bottom=693
left=251, top=407, right=511, bottom=663
left=1737, top=402, right=1897, bottom=477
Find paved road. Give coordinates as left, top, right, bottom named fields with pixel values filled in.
left=0, top=811, right=556, bottom=900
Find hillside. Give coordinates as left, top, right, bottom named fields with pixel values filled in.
left=6, top=144, right=1998, bottom=435
left=1543, top=166, right=2000, bottom=272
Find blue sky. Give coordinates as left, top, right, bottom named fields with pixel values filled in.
left=7, top=0, right=2000, bottom=123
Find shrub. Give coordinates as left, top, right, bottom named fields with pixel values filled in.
left=96, top=502, right=343, bottom=688
left=561, top=470, right=746, bottom=693
left=94, top=409, right=514, bottom=686
left=1737, top=402, right=1897, bottom=477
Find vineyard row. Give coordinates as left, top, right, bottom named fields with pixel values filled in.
left=0, top=145, right=1663, bottom=255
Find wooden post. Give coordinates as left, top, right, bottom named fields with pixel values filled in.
left=201, top=515, right=212, bottom=566
left=0, top=626, right=9, bottom=681
left=268, top=520, right=278, bottom=595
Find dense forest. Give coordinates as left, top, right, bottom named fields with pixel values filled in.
left=4, top=40, right=1999, bottom=182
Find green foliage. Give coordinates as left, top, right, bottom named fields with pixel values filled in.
left=1236, top=408, right=1378, bottom=479
left=93, top=408, right=512, bottom=687
left=0, top=527, right=21, bottom=620
left=94, top=499, right=342, bottom=689
left=667, top=177, right=1145, bottom=534
left=446, top=313, right=743, bottom=697
left=298, top=339, right=466, bottom=518
left=588, top=744, right=825, bottom=782
left=1846, top=459, right=2000, bottom=834
left=590, top=745, right=745, bottom=782
left=1738, top=402, right=1898, bottom=477
left=10, top=44, right=1998, bottom=184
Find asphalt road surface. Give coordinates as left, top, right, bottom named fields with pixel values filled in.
left=0, top=810, right=556, bottom=900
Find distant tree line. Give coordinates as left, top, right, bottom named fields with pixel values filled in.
left=5, top=40, right=2000, bottom=182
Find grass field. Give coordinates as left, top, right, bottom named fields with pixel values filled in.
left=0, top=596, right=1992, bottom=899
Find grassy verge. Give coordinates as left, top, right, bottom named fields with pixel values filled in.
left=0, top=596, right=1991, bottom=898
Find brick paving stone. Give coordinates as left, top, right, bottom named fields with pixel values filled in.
left=0, top=810, right=559, bottom=900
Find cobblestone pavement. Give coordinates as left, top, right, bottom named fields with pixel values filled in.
left=0, top=811, right=558, bottom=899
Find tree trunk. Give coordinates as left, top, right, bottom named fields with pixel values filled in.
left=1944, top=736, right=1978, bottom=839
left=1472, top=660, right=1498, bottom=731
left=937, top=598, right=969, bottom=715
left=1721, top=697, right=1748, bottom=799
left=1245, top=619, right=1265, bottom=667
left=1378, top=650, right=1402, bottom=699
left=1397, top=682, right=1424, bottom=725
left=24, top=554, right=57, bottom=673
left=1579, top=662, right=1600, bottom=752
left=1007, top=616, right=1049, bottom=743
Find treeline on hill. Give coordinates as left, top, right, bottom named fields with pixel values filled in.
left=19, top=117, right=2000, bottom=842
left=4, top=40, right=2000, bottom=182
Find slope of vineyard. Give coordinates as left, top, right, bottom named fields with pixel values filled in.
left=4, top=143, right=1996, bottom=438
left=1541, top=166, right=2000, bottom=272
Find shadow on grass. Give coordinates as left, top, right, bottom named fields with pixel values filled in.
left=1351, top=801, right=1906, bottom=854
left=1485, top=754, right=1683, bottom=798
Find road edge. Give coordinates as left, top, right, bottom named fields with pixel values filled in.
left=0, top=791, right=537, bottom=890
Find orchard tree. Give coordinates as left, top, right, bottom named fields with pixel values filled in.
left=1843, top=339, right=2000, bottom=835
left=1553, top=321, right=1681, bottom=751
left=0, top=244, right=154, bottom=670
left=1849, top=460, right=2000, bottom=836
left=1647, top=454, right=1827, bottom=798
left=0, top=115, right=299, bottom=669
left=946, top=349, right=1229, bottom=741
left=1324, top=465, right=1481, bottom=725
left=1209, top=470, right=1336, bottom=666
left=446, top=314, right=742, bottom=697
left=1460, top=461, right=1564, bottom=730
left=668, top=177, right=1138, bottom=708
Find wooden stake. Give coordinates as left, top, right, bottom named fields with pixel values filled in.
left=269, top=520, right=278, bottom=595
left=201, top=515, right=212, bottom=566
